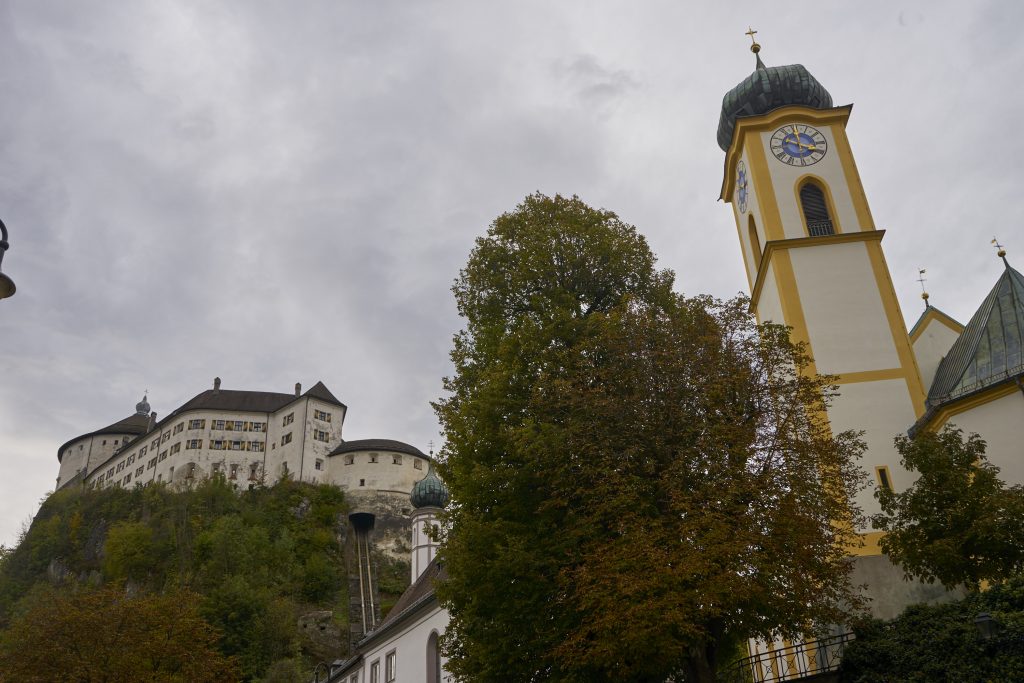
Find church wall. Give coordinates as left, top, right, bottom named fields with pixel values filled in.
left=911, top=318, right=961, bottom=391
left=759, top=125, right=862, bottom=238
left=946, top=390, right=1024, bottom=483
left=789, top=242, right=899, bottom=376
left=824, top=379, right=919, bottom=525
left=755, top=266, right=783, bottom=325
left=354, top=606, right=450, bottom=683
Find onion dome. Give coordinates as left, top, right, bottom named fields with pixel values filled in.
left=410, top=462, right=449, bottom=509
left=717, top=44, right=833, bottom=152
left=135, top=394, right=151, bottom=416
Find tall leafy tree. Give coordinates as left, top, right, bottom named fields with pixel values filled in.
left=873, top=428, right=1024, bottom=591
left=435, top=193, right=867, bottom=683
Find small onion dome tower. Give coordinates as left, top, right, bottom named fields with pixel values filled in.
left=135, top=394, right=151, bottom=416
left=409, top=461, right=448, bottom=582
left=716, top=38, right=833, bottom=152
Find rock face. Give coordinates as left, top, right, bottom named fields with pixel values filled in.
left=298, top=610, right=344, bottom=663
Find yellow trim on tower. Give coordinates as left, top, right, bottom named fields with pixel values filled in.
left=744, top=134, right=786, bottom=242
left=851, top=531, right=886, bottom=557
left=793, top=173, right=844, bottom=235
left=864, top=240, right=928, bottom=417
left=769, top=249, right=818, bottom=376
left=829, top=124, right=876, bottom=231
left=837, top=368, right=906, bottom=384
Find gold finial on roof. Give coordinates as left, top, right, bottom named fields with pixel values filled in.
left=917, top=269, right=929, bottom=307
left=746, top=27, right=761, bottom=54
left=992, top=237, right=1007, bottom=259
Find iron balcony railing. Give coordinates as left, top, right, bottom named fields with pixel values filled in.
left=807, top=220, right=835, bottom=237
left=720, top=631, right=854, bottom=683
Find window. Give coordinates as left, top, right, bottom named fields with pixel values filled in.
left=127, top=454, right=135, bottom=465
left=427, top=630, right=441, bottom=683
left=212, top=462, right=222, bottom=474
left=281, top=433, right=293, bottom=446
left=188, top=419, right=206, bottom=430
left=213, top=420, right=225, bottom=430
left=315, top=459, right=323, bottom=471
left=185, top=463, right=196, bottom=479
left=170, top=443, right=181, bottom=454
left=314, top=430, right=329, bottom=442
left=225, top=420, right=234, bottom=431
left=140, top=446, right=147, bottom=456
left=344, top=454, right=354, bottom=465
left=149, top=457, right=158, bottom=468
left=186, top=439, right=202, bottom=450
left=800, top=181, right=835, bottom=236
left=876, top=466, right=893, bottom=492
left=385, top=651, right=396, bottom=682
left=173, top=423, right=184, bottom=434
left=392, top=455, right=402, bottom=465
left=748, top=215, right=762, bottom=261
left=102, top=440, right=107, bottom=446
left=124, top=473, right=131, bottom=484
left=136, top=466, right=144, bottom=477
left=151, top=439, right=160, bottom=450
left=369, top=453, right=378, bottom=463
left=230, top=464, right=238, bottom=480
left=314, top=409, right=331, bottom=422
left=251, top=421, right=266, bottom=432
left=107, top=467, right=114, bottom=478
left=414, top=458, right=423, bottom=470
left=370, top=661, right=380, bottom=683
left=283, top=413, right=295, bottom=426
left=161, top=432, right=170, bottom=443
left=117, top=462, right=124, bottom=473
left=233, top=420, right=244, bottom=430
left=249, top=463, right=260, bottom=481
left=229, top=440, right=243, bottom=451
left=250, top=441, right=265, bottom=452
left=158, top=451, right=167, bottom=462
left=211, top=440, right=226, bottom=450
left=97, top=473, right=105, bottom=483
left=359, top=478, right=365, bottom=487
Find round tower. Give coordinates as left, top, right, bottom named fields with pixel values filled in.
left=409, top=461, right=448, bottom=583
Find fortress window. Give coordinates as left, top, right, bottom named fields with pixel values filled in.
left=140, top=446, right=147, bottom=456
left=393, top=455, right=402, bottom=465
left=186, top=439, right=202, bottom=450
left=250, top=441, right=265, bottom=452
left=212, top=462, right=221, bottom=474
left=414, top=459, right=423, bottom=470
left=344, top=454, right=354, bottom=465
left=151, top=457, right=159, bottom=468
left=229, top=440, right=243, bottom=451
left=136, top=466, right=144, bottom=477
left=315, top=459, right=323, bottom=471
left=113, top=439, right=119, bottom=446
left=314, top=430, right=329, bottom=442
left=173, top=423, right=184, bottom=434
left=230, top=464, right=238, bottom=480
left=799, top=182, right=834, bottom=236
left=152, top=438, right=160, bottom=450
left=314, top=409, right=332, bottom=422
left=360, top=479, right=365, bottom=487
left=281, top=432, right=293, bottom=446
left=369, top=453, right=378, bottom=463
left=102, top=440, right=107, bottom=446
left=170, top=443, right=181, bottom=454
left=161, top=432, right=170, bottom=443
left=117, top=462, right=124, bottom=473
left=188, top=419, right=205, bottom=430
left=213, top=420, right=225, bottom=430
left=283, top=413, right=295, bottom=427
left=249, top=463, right=260, bottom=480
left=185, top=463, right=196, bottom=479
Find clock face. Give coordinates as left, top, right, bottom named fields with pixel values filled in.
left=770, top=124, right=827, bottom=166
left=736, top=161, right=749, bottom=213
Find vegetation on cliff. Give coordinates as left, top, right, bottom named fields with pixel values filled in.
left=0, top=478, right=349, bottom=682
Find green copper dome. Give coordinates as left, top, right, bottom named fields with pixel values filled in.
left=717, top=57, right=833, bottom=152
left=410, top=462, right=449, bottom=509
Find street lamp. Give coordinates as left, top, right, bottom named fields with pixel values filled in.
left=0, top=218, right=16, bottom=299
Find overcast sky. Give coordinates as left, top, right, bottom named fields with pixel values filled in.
left=1, top=1, right=1020, bottom=547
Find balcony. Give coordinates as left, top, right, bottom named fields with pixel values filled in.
left=721, top=632, right=853, bottom=682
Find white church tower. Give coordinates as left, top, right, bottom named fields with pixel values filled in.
left=716, top=35, right=931, bottom=599
left=409, top=462, right=448, bottom=583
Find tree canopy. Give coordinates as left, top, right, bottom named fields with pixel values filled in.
left=872, top=427, right=1024, bottom=590
left=435, top=193, right=868, bottom=683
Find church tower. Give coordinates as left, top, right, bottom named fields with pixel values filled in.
left=717, top=36, right=927, bottom=548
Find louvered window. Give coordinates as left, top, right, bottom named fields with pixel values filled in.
left=800, top=183, right=834, bottom=236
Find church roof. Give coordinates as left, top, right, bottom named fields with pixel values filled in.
left=926, top=261, right=1024, bottom=408
left=717, top=57, right=833, bottom=152
left=360, top=559, right=445, bottom=649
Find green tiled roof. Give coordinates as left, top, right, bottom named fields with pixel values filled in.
left=717, top=61, right=833, bottom=152
left=927, top=261, right=1024, bottom=407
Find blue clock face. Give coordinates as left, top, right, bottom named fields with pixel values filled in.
left=770, top=124, right=827, bottom=166
left=736, top=161, right=749, bottom=213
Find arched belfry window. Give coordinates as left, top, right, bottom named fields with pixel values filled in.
left=800, top=182, right=834, bottom=236
left=748, top=215, right=762, bottom=263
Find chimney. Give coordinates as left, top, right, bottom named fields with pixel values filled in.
left=295, top=382, right=302, bottom=397
left=213, top=377, right=221, bottom=393
left=149, top=411, right=157, bottom=431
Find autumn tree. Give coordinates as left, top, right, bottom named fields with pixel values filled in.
left=434, top=192, right=867, bottom=683
left=872, top=428, right=1024, bottom=591
left=0, top=583, right=240, bottom=682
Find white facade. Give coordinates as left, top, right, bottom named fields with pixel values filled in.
left=410, top=507, right=440, bottom=583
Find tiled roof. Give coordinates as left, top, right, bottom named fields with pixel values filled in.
left=329, top=439, right=427, bottom=458
left=926, top=262, right=1024, bottom=407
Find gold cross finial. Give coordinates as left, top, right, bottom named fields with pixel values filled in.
left=992, top=237, right=1007, bottom=258
left=917, top=269, right=929, bottom=305
left=746, top=27, right=761, bottom=55
left=428, top=439, right=435, bottom=456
